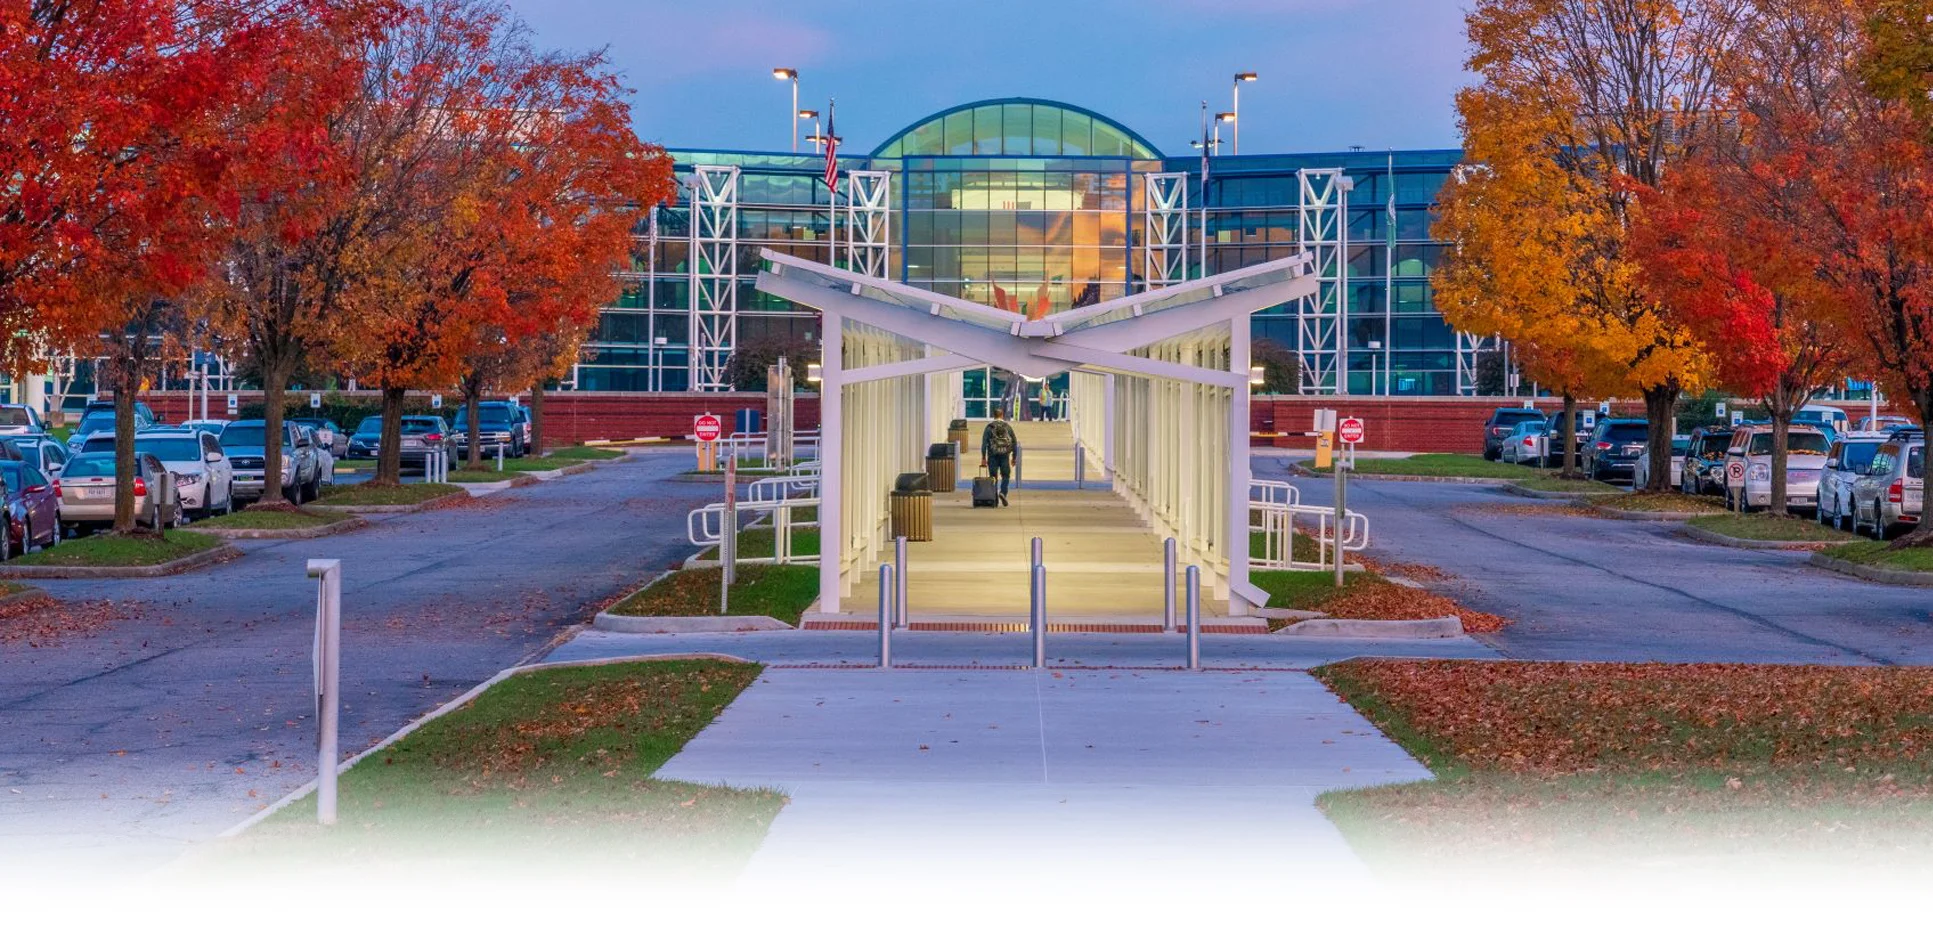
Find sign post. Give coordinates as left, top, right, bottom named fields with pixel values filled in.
left=1333, top=415, right=1357, bottom=589
left=721, top=454, right=737, bottom=613
left=309, top=392, right=322, bottom=410
left=694, top=412, right=723, bottom=473
left=1727, top=459, right=1747, bottom=513
left=225, top=393, right=239, bottom=417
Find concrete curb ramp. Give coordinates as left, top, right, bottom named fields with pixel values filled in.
left=1809, top=552, right=1933, bottom=587
left=1275, top=615, right=1465, bottom=638
left=592, top=612, right=793, bottom=633
left=1678, top=525, right=1832, bottom=551
left=188, top=516, right=369, bottom=541
left=0, top=541, right=241, bottom=579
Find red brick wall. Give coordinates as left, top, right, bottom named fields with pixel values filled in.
left=1249, top=397, right=1647, bottom=454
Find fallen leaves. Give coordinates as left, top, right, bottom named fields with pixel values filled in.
left=1305, top=580, right=1512, bottom=634
left=0, top=597, right=147, bottom=647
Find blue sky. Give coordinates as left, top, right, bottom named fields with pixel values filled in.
left=503, top=0, right=1470, bottom=156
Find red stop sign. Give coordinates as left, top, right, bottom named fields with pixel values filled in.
left=1338, top=417, right=1366, bottom=444
left=693, top=413, right=723, bottom=442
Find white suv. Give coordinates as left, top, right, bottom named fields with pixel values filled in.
left=1723, top=424, right=1831, bottom=512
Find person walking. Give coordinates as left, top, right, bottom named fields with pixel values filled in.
left=980, top=407, right=1019, bottom=506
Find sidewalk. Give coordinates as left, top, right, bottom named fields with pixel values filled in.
left=654, top=666, right=1431, bottom=899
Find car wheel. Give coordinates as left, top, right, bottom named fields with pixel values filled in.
left=20, top=517, right=31, bottom=555
left=223, top=484, right=235, bottom=515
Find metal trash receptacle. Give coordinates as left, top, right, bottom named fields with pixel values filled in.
left=890, top=472, right=933, bottom=541
left=924, top=441, right=957, bottom=493
left=947, top=418, right=969, bottom=454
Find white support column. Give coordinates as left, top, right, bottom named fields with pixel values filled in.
left=818, top=312, right=844, bottom=614
left=1225, top=319, right=1252, bottom=616
left=1102, top=373, right=1116, bottom=476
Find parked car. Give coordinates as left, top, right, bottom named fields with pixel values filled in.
left=1849, top=437, right=1925, bottom=539
left=1856, top=415, right=1916, bottom=433
left=1817, top=432, right=1891, bottom=531
left=346, top=416, right=382, bottom=459
left=1482, top=407, right=1550, bottom=461
left=453, top=402, right=528, bottom=458
left=0, top=459, right=61, bottom=555
left=181, top=418, right=231, bottom=435
left=0, top=404, right=46, bottom=436
left=134, top=427, right=235, bottom=518
left=1, top=434, right=69, bottom=478
left=1633, top=434, right=1690, bottom=490
left=220, top=420, right=321, bottom=504
left=399, top=416, right=456, bottom=470
left=65, top=401, right=159, bottom=451
left=1795, top=403, right=1850, bottom=439
left=1583, top=419, right=1649, bottom=482
left=55, top=451, right=176, bottom=534
left=1540, top=410, right=1596, bottom=467
left=1722, top=423, right=1831, bottom=512
left=1499, top=419, right=1547, bottom=466
left=1679, top=426, right=1735, bottom=496
left=292, top=417, right=349, bottom=458
left=300, top=424, right=337, bottom=486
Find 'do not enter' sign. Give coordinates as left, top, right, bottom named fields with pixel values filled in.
left=1338, top=417, right=1366, bottom=444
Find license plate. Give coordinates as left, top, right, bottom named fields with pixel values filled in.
left=1623, top=445, right=1643, bottom=455
left=403, top=438, right=422, bottom=448
left=78, top=486, right=110, bottom=499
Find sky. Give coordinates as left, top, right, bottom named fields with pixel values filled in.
left=502, top=0, right=1472, bottom=157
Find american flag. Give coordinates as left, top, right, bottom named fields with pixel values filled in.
left=822, top=100, right=839, bottom=191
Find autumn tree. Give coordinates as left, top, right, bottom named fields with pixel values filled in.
left=1444, top=0, right=1748, bottom=489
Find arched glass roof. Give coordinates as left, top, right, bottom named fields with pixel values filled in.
left=873, top=98, right=1162, bottom=159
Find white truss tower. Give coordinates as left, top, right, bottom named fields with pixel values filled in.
left=1141, top=172, right=1190, bottom=290
left=843, top=170, right=892, bottom=279
left=1456, top=331, right=1500, bottom=396
left=1295, top=168, right=1349, bottom=394
left=688, top=165, right=740, bottom=392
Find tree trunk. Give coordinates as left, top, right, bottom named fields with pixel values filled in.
left=261, top=371, right=288, bottom=508
left=112, top=371, right=138, bottom=534
left=1642, top=385, right=1679, bottom=493
left=530, top=381, right=545, bottom=455
left=462, top=373, right=482, bottom=469
left=1560, top=393, right=1580, bottom=478
left=1769, top=412, right=1790, bottom=517
left=375, top=386, right=406, bottom=486
left=1892, top=388, right=1933, bottom=548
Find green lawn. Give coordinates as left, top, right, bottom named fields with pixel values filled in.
left=542, top=446, right=625, bottom=461
left=1310, top=453, right=1530, bottom=478
left=11, top=530, right=222, bottom=567
left=1251, top=529, right=1326, bottom=565
left=1249, top=568, right=1387, bottom=612
left=609, top=565, right=818, bottom=625
left=316, top=482, right=463, bottom=506
left=1314, top=659, right=1933, bottom=873
left=49, top=424, right=73, bottom=443
left=1597, top=490, right=1727, bottom=513
left=211, top=660, right=784, bottom=876
left=193, top=507, right=356, bottom=531
left=1689, top=513, right=1856, bottom=542
left=0, top=581, right=31, bottom=597
left=1821, top=540, right=1933, bottom=573
left=698, top=527, right=820, bottom=561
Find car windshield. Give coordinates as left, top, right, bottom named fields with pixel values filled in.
left=62, top=456, right=116, bottom=478
left=402, top=419, right=439, bottom=435
left=221, top=425, right=267, bottom=447
left=1696, top=434, right=1730, bottom=454
left=1494, top=410, right=1543, bottom=424
left=0, top=461, right=21, bottom=488
left=0, top=409, right=32, bottom=426
left=1747, top=432, right=1830, bottom=455
left=456, top=412, right=512, bottom=427
left=355, top=417, right=382, bottom=434
left=1603, top=424, right=1647, bottom=442
left=1841, top=441, right=1882, bottom=471
left=135, top=438, right=201, bottom=461
left=76, top=412, right=115, bottom=433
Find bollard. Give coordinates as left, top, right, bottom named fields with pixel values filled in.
left=1031, top=563, right=1047, bottom=668
left=1031, top=535, right=1043, bottom=569
left=1185, top=565, right=1201, bottom=671
left=1162, top=537, right=1177, bottom=632
left=878, top=563, right=894, bottom=668
left=894, top=535, right=909, bottom=630
left=1074, top=441, right=1086, bottom=489
left=496, top=442, right=504, bottom=472
left=306, top=558, right=343, bottom=825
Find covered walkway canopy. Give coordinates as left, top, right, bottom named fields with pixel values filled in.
left=754, top=249, right=1319, bottom=617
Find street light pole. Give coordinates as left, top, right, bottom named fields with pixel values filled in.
left=774, top=68, right=799, bottom=152
left=799, top=109, right=821, bottom=153
left=1232, top=72, right=1257, bottom=155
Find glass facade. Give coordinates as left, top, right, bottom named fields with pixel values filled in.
left=590, top=98, right=1468, bottom=396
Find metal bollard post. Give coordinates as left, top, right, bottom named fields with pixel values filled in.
left=1074, top=441, right=1085, bottom=489
left=1185, top=565, right=1201, bottom=671
left=496, top=442, right=504, bottom=472
left=1031, top=563, right=1047, bottom=668
left=1162, top=537, right=1177, bottom=632
left=306, top=558, right=342, bottom=824
left=1031, top=535, right=1043, bottom=569
left=878, top=563, right=894, bottom=668
left=894, top=535, right=909, bottom=630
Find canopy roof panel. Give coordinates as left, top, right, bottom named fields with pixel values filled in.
left=873, top=98, right=1162, bottom=160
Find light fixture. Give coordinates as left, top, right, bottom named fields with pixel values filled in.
left=1216, top=111, right=1236, bottom=123
left=797, top=109, right=818, bottom=119
left=1235, top=72, right=1258, bottom=83
left=805, top=362, right=822, bottom=383
left=1249, top=365, right=1266, bottom=387
left=773, top=68, right=800, bottom=152
left=772, top=67, right=796, bottom=80
left=1232, top=73, right=1257, bottom=154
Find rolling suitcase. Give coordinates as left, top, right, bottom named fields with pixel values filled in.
left=971, top=468, right=1000, bottom=508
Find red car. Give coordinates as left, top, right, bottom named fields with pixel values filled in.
left=2, top=460, right=61, bottom=555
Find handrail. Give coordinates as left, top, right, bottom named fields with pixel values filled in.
left=1248, top=478, right=1367, bottom=570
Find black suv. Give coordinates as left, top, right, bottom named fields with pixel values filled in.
left=1679, top=425, right=1734, bottom=495
left=1482, top=407, right=1550, bottom=461
left=1585, top=418, right=1650, bottom=482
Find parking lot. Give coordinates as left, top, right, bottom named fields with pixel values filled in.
left=1271, top=463, right=1933, bottom=665
left=0, top=449, right=712, bottom=876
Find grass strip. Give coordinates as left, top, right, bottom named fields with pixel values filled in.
left=1688, top=513, right=1856, bottom=542
left=1308, top=453, right=1529, bottom=478
left=1597, top=490, right=1726, bottom=512
left=11, top=530, right=222, bottom=567
left=212, top=659, right=783, bottom=875
left=316, top=482, right=462, bottom=506
left=698, top=528, right=821, bottom=561
left=193, top=507, right=355, bottom=531
left=1821, top=540, right=1933, bottom=572
left=542, top=446, right=625, bottom=461
left=609, top=565, right=817, bottom=626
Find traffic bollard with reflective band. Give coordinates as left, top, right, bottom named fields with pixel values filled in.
left=878, top=563, right=894, bottom=668
left=1185, top=565, right=1201, bottom=671
left=1031, top=564, right=1047, bottom=668
left=307, top=558, right=342, bottom=824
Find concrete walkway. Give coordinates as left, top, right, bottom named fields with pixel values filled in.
left=655, top=666, right=1430, bottom=899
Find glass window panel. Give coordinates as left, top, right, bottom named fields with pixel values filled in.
left=905, top=211, right=933, bottom=246
left=972, top=105, right=1003, bottom=154
left=1003, top=104, right=1033, bottom=156
left=944, top=112, right=973, bottom=155
left=1091, top=122, right=1130, bottom=157
left=964, top=211, right=989, bottom=245
left=989, top=212, right=1017, bottom=246
left=1397, top=207, right=1433, bottom=239
left=1061, top=111, right=1092, bottom=156
left=1016, top=211, right=1047, bottom=247
left=907, top=119, right=944, bottom=155
left=1396, top=172, right=1447, bottom=203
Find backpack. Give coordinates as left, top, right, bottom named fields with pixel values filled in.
left=984, top=420, right=1015, bottom=456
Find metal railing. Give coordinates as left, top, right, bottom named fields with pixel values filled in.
left=721, top=428, right=822, bottom=466
left=1248, top=479, right=1367, bottom=571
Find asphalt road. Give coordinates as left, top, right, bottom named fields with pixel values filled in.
left=1266, top=462, right=1933, bottom=665
left=0, top=449, right=717, bottom=877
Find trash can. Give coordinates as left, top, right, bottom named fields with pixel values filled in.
left=947, top=418, right=969, bottom=455
left=924, top=441, right=957, bottom=493
left=890, top=472, right=933, bottom=541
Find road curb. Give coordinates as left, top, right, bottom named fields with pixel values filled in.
left=457, top=475, right=541, bottom=495
left=187, top=516, right=369, bottom=541
left=0, top=584, right=51, bottom=608
left=308, top=491, right=465, bottom=514
left=592, top=612, right=793, bottom=633
left=1678, top=525, right=1833, bottom=550
left=1808, top=552, right=1933, bottom=587
left=216, top=652, right=761, bottom=840
left=0, top=541, right=241, bottom=579
left=1592, top=505, right=1712, bottom=521
left=1275, top=615, right=1466, bottom=638
left=1502, top=483, right=1620, bottom=500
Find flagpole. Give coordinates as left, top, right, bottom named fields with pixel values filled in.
left=1198, top=101, right=1209, bottom=281
left=1385, top=149, right=1395, bottom=397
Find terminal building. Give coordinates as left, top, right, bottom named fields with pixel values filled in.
left=585, top=98, right=1480, bottom=406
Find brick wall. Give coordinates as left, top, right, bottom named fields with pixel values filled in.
left=1250, top=396, right=1647, bottom=454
